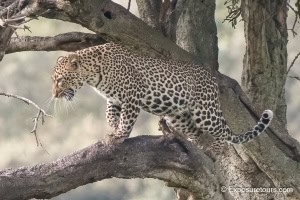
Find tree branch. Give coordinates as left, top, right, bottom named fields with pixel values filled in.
left=6, top=32, right=107, bottom=53
left=287, top=2, right=300, bottom=37
left=0, top=0, right=18, bottom=17
left=0, top=136, right=223, bottom=200
left=287, top=51, right=300, bottom=74
left=12, top=0, right=200, bottom=64
left=289, top=75, right=300, bottom=81
left=0, top=92, right=51, bottom=147
left=127, top=0, right=132, bottom=11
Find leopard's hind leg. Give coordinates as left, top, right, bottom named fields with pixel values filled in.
left=164, top=111, right=202, bottom=141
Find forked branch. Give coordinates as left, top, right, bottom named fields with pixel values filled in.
left=0, top=92, right=51, bottom=146
left=287, top=51, right=300, bottom=74
left=287, top=52, right=300, bottom=82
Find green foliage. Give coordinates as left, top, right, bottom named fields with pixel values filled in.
left=223, top=0, right=241, bottom=28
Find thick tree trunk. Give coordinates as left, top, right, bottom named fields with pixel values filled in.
left=175, top=0, right=219, bottom=69
left=136, top=0, right=162, bottom=30
left=241, top=0, right=288, bottom=128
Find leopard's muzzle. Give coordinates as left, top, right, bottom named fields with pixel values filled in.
left=63, top=88, right=75, bottom=101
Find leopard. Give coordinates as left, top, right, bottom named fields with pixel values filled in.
left=51, top=43, right=273, bottom=156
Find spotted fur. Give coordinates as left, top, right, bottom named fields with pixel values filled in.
left=52, top=43, right=273, bottom=155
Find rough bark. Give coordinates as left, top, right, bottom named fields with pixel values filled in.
left=157, top=0, right=219, bottom=69
left=0, top=27, right=14, bottom=61
left=241, top=0, right=288, bottom=128
left=0, top=0, right=300, bottom=200
left=215, top=76, right=300, bottom=200
left=160, top=0, right=184, bottom=42
left=0, top=136, right=223, bottom=200
left=6, top=32, right=106, bottom=53
left=0, top=0, right=29, bottom=60
left=175, top=0, right=219, bottom=69
left=136, top=0, right=162, bottom=30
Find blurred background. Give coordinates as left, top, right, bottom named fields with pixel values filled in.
left=0, top=1, right=299, bottom=199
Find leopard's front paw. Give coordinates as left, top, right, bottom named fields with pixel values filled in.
left=187, top=138, right=198, bottom=145
left=104, top=132, right=126, bottom=144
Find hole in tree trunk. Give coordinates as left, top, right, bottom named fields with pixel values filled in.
left=104, top=11, right=112, bottom=19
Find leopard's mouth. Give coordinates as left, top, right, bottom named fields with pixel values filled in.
left=63, top=88, right=75, bottom=101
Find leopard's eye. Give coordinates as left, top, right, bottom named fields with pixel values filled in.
left=56, top=78, right=63, bottom=87
left=70, top=62, right=78, bottom=70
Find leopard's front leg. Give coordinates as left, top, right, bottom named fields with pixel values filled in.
left=106, top=100, right=121, bottom=131
left=106, top=101, right=140, bottom=143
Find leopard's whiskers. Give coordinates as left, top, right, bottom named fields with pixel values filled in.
left=59, top=91, right=77, bottom=114
left=53, top=98, right=58, bottom=116
left=68, top=98, right=77, bottom=112
left=63, top=98, right=69, bottom=115
left=58, top=98, right=63, bottom=114
left=43, top=96, right=55, bottom=114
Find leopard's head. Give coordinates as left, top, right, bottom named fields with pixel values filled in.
left=51, top=53, right=84, bottom=101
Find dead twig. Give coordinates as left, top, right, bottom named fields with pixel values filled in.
left=287, top=3, right=300, bottom=37
left=2, top=23, right=32, bottom=32
left=287, top=51, right=300, bottom=74
left=0, top=92, right=52, bottom=148
left=223, top=0, right=242, bottom=28
left=0, top=9, right=49, bottom=33
left=288, top=76, right=300, bottom=81
left=127, top=0, right=131, bottom=11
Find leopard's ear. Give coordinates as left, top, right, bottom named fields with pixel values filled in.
left=56, top=56, right=64, bottom=63
left=68, top=53, right=80, bottom=70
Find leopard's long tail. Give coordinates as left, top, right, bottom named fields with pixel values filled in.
left=227, top=110, right=273, bottom=144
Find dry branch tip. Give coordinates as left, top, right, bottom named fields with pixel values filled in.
left=0, top=92, right=52, bottom=147
left=287, top=52, right=300, bottom=74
